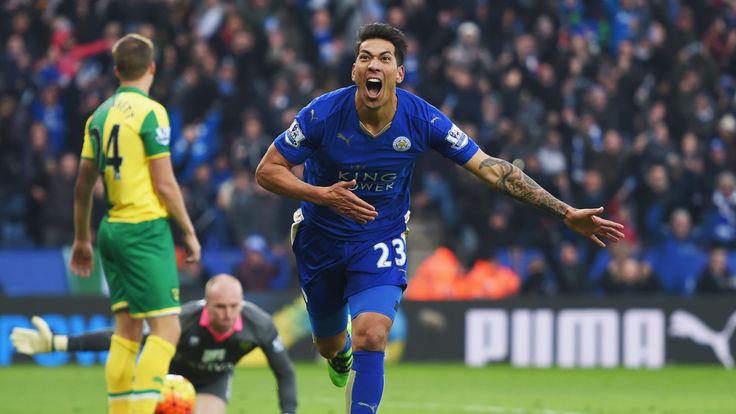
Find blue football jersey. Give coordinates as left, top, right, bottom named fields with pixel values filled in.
left=274, top=85, right=479, bottom=241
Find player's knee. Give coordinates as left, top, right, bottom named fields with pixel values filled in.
left=114, top=314, right=143, bottom=341
left=148, top=315, right=181, bottom=345
left=352, top=325, right=389, bottom=351
left=168, top=323, right=181, bottom=343
left=315, top=340, right=341, bottom=359
left=160, top=322, right=181, bottom=345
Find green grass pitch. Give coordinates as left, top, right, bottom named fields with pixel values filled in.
left=0, top=363, right=733, bottom=413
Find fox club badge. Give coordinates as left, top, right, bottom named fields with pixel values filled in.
left=392, top=136, right=411, bottom=152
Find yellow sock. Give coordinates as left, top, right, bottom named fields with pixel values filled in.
left=106, top=334, right=140, bottom=414
left=130, top=335, right=176, bottom=414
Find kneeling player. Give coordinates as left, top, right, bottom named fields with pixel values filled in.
left=11, top=274, right=297, bottom=414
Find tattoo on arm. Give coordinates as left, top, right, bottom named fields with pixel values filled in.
left=478, top=157, right=569, bottom=218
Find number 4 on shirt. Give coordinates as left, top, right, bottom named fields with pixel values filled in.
left=91, top=124, right=124, bottom=179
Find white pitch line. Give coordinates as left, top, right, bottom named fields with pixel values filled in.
left=305, top=397, right=589, bottom=414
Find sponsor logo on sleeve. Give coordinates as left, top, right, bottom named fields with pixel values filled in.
left=445, top=124, right=468, bottom=150
left=285, top=120, right=306, bottom=148
left=155, top=127, right=171, bottom=145
left=272, top=336, right=285, bottom=352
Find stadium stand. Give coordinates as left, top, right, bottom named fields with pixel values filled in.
left=1, top=0, right=735, bottom=297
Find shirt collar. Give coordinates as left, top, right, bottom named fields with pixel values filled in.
left=199, top=307, right=243, bottom=342
left=116, top=86, right=148, bottom=97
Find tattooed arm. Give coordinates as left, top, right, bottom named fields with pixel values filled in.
left=464, top=150, right=571, bottom=218
left=463, top=149, right=625, bottom=247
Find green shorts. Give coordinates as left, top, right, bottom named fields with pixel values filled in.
left=98, top=216, right=181, bottom=318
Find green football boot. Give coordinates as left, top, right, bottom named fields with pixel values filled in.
left=327, top=318, right=353, bottom=387
left=327, top=346, right=353, bottom=387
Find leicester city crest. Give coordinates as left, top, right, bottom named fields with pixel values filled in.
left=392, top=136, right=411, bottom=152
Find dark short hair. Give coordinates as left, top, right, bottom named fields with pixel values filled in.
left=112, top=34, right=154, bottom=81
left=355, top=23, right=407, bottom=66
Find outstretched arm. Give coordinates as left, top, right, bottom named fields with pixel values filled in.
left=11, top=316, right=113, bottom=354
left=463, top=149, right=624, bottom=247
left=256, top=143, right=377, bottom=225
left=261, top=334, right=298, bottom=414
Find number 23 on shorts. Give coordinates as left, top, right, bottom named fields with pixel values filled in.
left=373, top=236, right=406, bottom=268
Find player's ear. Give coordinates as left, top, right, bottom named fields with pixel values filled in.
left=113, top=66, right=121, bottom=79
left=351, top=63, right=356, bottom=82
left=150, top=62, right=156, bottom=76
left=396, top=65, right=405, bottom=84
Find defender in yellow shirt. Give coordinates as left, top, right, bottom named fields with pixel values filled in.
left=70, top=34, right=201, bottom=414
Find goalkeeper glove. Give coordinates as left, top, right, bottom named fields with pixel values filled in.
left=10, top=316, right=68, bottom=355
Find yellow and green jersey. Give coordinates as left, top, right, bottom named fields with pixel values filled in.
left=81, top=86, right=171, bottom=223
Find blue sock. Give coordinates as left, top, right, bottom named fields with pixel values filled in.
left=349, top=351, right=384, bottom=413
left=338, top=332, right=352, bottom=356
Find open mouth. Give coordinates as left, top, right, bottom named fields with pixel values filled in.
left=366, top=78, right=382, bottom=99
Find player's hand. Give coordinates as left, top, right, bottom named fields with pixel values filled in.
left=183, top=232, right=201, bottom=263
left=70, top=240, right=94, bottom=277
left=11, top=316, right=54, bottom=355
left=563, top=207, right=625, bottom=248
left=322, top=180, right=379, bottom=224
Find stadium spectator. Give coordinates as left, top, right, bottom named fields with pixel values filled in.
left=185, top=164, right=218, bottom=240
left=40, top=152, right=77, bottom=246
left=2, top=34, right=34, bottom=98
left=455, top=258, right=520, bottom=300
left=706, top=137, right=731, bottom=185
left=576, top=170, right=607, bottom=212
left=695, top=246, right=736, bottom=294
left=30, top=85, right=66, bottom=155
left=537, top=129, right=567, bottom=178
left=404, top=246, right=464, bottom=301
left=550, top=242, right=591, bottom=295
left=714, top=114, right=736, bottom=166
left=598, top=256, right=661, bottom=296
left=702, top=171, right=736, bottom=248
left=233, top=234, right=278, bottom=292
left=22, top=122, right=53, bottom=244
left=644, top=208, right=707, bottom=295
left=230, top=112, right=271, bottom=171
left=172, top=120, right=220, bottom=183
left=0, top=96, right=24, bottom=181
left=589, top=130, right=628, bottom=192
left=629, top=163, right=678, bottom=246
left=217, top=168, right=256, bottom=245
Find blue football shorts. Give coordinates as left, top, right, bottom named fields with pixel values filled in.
left=291, top=216, right=407, bottom=337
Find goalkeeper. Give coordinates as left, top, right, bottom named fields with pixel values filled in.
left=11, top=274, right=297, bottom=414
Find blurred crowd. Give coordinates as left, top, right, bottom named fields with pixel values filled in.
left=0, top=0, right=735, bottom=296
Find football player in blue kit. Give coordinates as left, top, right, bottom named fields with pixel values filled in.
left=256, top=23, right=625, bottom=414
